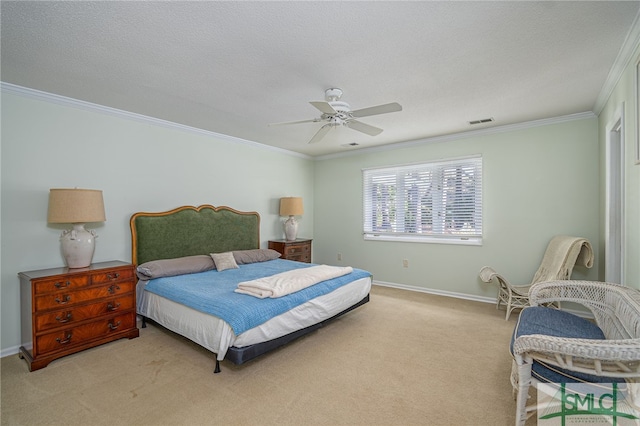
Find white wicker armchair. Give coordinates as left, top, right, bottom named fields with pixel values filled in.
left=511, top=280, right=640, bottom=425
left=480, top=235, right=594, bottom=320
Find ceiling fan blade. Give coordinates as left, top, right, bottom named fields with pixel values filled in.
left=268, top=118, right=320, bottom=127
left=351, top=102, right=402, bottom=118
left=308, top=124, right=332, bottom=144
left=310, top=101, right=338, bottom=115
left=347, top=119, right=383, bottom=136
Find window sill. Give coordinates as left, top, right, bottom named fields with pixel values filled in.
left=363, top=234, right=482, bottom=246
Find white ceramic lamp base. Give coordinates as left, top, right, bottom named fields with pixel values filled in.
left=60, top=223, right=98, bottom=268
left=284, top=216, right=298, bottom=241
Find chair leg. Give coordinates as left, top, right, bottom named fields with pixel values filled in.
left=515, top=361, right=532, bottom=426
left=505, top=293, right=513, bottom=320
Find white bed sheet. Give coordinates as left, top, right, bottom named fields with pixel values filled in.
left=136, top=276, right=371, bottom=361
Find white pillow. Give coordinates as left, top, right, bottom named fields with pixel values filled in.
left=211, top=252, right=239, bottom=272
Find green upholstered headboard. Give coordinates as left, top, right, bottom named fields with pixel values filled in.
left=130, top=205, right=260, bottom=265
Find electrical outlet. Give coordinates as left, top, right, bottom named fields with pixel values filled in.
left=337, top=253, right=342, bottom=261
left=402, top=259, right=409, bottom=268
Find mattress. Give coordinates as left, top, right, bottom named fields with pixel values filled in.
left=136, top=276, right=372, bottom=361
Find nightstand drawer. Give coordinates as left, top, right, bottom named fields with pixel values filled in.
left=34, top=295, right=135, bottom=332
left=287, top=253, right=311, bottom=262
left=285, top=244, right=310, bottom=256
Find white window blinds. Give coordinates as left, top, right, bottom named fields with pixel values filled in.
left=363, top=156, right=482, bottom=243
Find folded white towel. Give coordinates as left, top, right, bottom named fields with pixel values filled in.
left=235, top=264, right=353, bottom=299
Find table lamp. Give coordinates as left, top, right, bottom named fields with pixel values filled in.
left=279, top=197, right=303, bottom=241
left=47, top=188, right=106, bottom=268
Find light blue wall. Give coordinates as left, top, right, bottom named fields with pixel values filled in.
left=313, top=117, right=601, bottom=298
left=0, top=89, right=314, bottom=354
left=598, top=42, right=640, bottom=289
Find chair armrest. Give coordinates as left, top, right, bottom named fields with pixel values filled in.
left=529, top=280, right=626, bottom=306
left=513, top=334, right=640, bottom=377
left=479, top=266, right=504, bottom=283
left=479, top=266, right=530, bottom=295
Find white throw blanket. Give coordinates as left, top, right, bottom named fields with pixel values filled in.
left=235, top=265, right=353, bottom=299
left=530, top=236, right=594, bottom=284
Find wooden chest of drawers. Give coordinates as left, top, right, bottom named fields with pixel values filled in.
left=268, top=239, right=312, bottom=263
left=19, top=261, right=139, bottom=371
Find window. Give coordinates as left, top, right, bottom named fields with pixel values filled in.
left=362, top=155, right=482, bottom=244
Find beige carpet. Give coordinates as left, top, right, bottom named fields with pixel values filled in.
left=1, top=285, right=521, bottom=425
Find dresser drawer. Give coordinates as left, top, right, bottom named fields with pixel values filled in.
left=34, top=281, right=135, bottom=311
left=35, top=312, right=136, bottom=356
left=33, top=275, right=90, bottom=295
left=91, top=267, right=134, bottom=284
left=34, top=295, right=135, bottom=332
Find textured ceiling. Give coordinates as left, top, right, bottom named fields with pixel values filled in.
left=2, top=1, right=639, bottom=157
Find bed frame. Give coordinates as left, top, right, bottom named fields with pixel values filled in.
left=130, top=205, right=369, bottom=372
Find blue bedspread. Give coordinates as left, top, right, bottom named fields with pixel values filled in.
left=142, top=259, right=371, bottom=335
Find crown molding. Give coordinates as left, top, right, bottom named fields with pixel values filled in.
left=1, top=82, right=312, bottom=160
left=593, top=9, right=640, bottom=114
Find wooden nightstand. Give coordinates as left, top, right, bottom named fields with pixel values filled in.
left=18, top=260, right=139, bottom=371
left=268, top=239, right=312, bottom=263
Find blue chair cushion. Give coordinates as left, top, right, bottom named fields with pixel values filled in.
left=511, top=306, right=623, bottom=384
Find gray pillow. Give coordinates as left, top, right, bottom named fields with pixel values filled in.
left=211, top=252, right=239, bottom=271
left=233, top=249, right=281, bottom=265
left=136, top=255, right=215, bottom=280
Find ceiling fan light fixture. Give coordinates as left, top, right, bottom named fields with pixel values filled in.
left=270, top=87, right=402, bottom=144
left=328, top=101, right=351, bottom=113
left=324, top=88, right=343, bottom=102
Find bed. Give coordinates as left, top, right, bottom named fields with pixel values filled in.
left=130, top=204, right=371, bottom=373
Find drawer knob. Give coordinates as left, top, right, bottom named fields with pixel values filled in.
left=54, top=281, right=71, bottom=289
left=108, top=321, right=121, bottom=330
left=55, top=312, right=73, bottom=323
left=107, top=302, right=121, bottom=312
left=107, top=284, right=120, bottom=294
left=107, top=272, right=120, bottom=281
left=56, top=333, right=72, bottom=345
left=55, top=295, right=71, bottom=304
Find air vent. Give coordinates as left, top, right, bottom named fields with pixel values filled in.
left=468, top=117, right=494, bottom=125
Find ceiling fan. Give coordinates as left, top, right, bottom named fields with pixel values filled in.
left=269, top=88, right=402, bottom=144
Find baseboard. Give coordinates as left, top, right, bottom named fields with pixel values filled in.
left=1, top=345, right=20, bottom=358
left=372, top=280, right=593, bottom=318
left=372, top=280, right=497, bottom=304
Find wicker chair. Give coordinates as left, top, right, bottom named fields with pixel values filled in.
left=479, top=235, right=593, bottom=320
left=510, top=280, right=640, bottom=425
